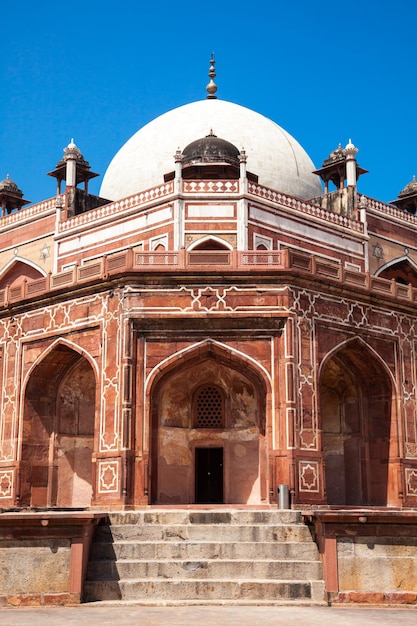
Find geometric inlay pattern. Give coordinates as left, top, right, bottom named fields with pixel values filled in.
left=405, top=468, right=417, bottom=496
left=0, top=470, right=13, bottom=498
left=195, top=386, right=224, bottom=428
left=298, top=461, right=320, bottom=493
left=98, top=460, right=119, bottom=493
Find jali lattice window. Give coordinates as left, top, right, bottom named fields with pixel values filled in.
left=194, top=385, right=224, bottom=428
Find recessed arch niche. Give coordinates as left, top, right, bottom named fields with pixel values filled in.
left=149, top=345, right=268, bottom=505
left=319, top=339, right=393, bottom=506
left=377, top=257, right=417, bottom=287
left=189, top=237, right=231, bottom=251
left=20, top=343, right=96, bottom=508
left=0, top=259, right=45, bottom=291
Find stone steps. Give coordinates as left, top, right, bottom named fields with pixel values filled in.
left=96, top=523, right=313, bottom=542
left=83, top=509, right=326, bottom=605
left=106, top=510, right=300, bottom=525
left=83, top=598, right=323, bottom=607
left=89, top=558, right=323, bottom=580
left=90, top=540, right=319, bottom=561
left=84, top=579, right=325, bottom=602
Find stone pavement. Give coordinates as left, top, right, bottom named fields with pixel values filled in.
left=0, top=604, right=416, bottom=626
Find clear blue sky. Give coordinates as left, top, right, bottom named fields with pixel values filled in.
left=1, top=0, right=416, bottom=205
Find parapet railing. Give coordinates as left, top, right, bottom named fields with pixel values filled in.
left=0, top=197, right=57, bottom=229
left=0, top=248, right=416, bottom=309
left=57, top=180, right=365, bottom=234
left=248, top=182, right=365, bottom=233
left=363, top=195, right=417, bottom=223
left=59, top=182, right=175, bottom=231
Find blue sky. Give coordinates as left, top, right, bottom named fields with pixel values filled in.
left=1, top=0, right=416, bottom=205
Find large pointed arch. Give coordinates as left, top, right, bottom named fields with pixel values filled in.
left=319, top=337, right=395, bottom=506
left=146, top=340, right=271, bottom=506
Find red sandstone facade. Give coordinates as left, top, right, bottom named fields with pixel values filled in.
left=1, top=102, right=417, bottom=516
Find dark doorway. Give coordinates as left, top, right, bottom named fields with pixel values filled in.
left=195, top=447, right=223, bottom=504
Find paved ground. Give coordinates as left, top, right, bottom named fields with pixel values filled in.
left=0, top=604, right=416, bottom=626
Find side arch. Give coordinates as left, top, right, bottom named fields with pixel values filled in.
left=187, top=236, right=233, bottom=251
left=0, top=256, right=48, bottom=280
left=19, top=340, right=98, bottom=508
left=318, top=335, right=397, bottom=391
left=319, top=337, right=395, bottom=506
left=0, top=258, right=46, bottom=292
left=375, top=255, right=417, bottom=287
left=22, top=337, right=99, bottom=390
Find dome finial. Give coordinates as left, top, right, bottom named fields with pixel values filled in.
left=206, top=53, right=217, bottom=100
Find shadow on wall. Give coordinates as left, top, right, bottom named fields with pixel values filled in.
left=83, top=516, right=122, bottom=602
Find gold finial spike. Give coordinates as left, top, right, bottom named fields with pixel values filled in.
left=206, top=53, right=217, bottom=99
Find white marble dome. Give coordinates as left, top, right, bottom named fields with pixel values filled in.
left=100, top=99, right=322, bottom=201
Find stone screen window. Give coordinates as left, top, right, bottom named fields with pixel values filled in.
left=194, top=385, right=224, bottom=428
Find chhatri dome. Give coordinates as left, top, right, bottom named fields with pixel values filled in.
left=100, top=57, right=321, bottom=201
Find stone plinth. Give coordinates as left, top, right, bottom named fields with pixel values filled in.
left=304, top=509, right=417, bottom=606
left=0, top=510, right=106, bottom=606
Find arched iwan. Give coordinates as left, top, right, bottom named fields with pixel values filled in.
left=19, top=339, right=98, bottom=508
left=146, top=339, right=271, bottom=506
left=319, top=337, right=396, bottom=506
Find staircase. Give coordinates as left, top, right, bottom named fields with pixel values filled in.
left=83, top=509, right=326, bottom=605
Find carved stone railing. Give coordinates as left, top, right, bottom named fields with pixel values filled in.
left=248, top=182, right=364, bottom=233
left=1, top=248, right=416, bottom=309
left=59, top=182, right=175, bottom=232
left=0, top=197, right=58, bottom=230
left=363, top=195, right=417, bottom=224
left=55, top=179, right=369, bottom=237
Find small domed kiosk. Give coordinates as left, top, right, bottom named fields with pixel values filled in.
left=179, top=131, right=242, bottom=180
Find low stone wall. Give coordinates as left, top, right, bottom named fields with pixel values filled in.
left=0, top=511, right=106, bottom=606
left=338, top=535, right=417, bottom=595
left=304, top=509, right=417, bottom=605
